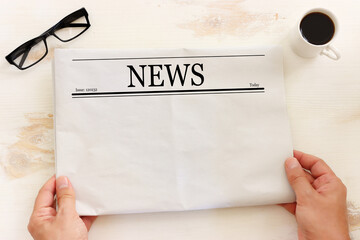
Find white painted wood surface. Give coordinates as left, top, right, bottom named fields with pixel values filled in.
left=0, top=0, right=359, bottom=239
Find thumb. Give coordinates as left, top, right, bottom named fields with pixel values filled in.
left=285, top=157, right=315, bottom=200
left=56, top=176, right=76, bottom=214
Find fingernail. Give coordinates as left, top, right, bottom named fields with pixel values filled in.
left=56, top=176, right=69, bottom=189
left=286, top=157, right=300, bottom=169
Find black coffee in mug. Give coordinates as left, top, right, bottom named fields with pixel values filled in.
left=300, top=12, right=335, bottom=45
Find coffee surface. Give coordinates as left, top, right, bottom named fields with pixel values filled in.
left=300, top=12, right=335, bottom=45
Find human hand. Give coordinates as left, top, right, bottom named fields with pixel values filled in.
left=281, top=150, right=350, bottom=240
left=28, top=175, right=97, bottom=240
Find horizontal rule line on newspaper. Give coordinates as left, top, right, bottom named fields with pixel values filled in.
left=72, top=87, right=265, bottom=96
left=71, top=54, right=265, bottom=62
left=72, top=91, right=265, bottom=98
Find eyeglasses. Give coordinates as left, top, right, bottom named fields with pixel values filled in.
left=5, top=8, right=90, bottom=70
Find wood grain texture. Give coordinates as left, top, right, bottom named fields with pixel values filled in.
left=0, top=0, right=359, bottom=239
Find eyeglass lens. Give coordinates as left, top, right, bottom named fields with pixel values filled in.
left=54, top=15, right=89, bottom=41
left=12, top=37, right=47, bottom=69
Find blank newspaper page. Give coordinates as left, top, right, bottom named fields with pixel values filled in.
left=54, top=46, right=295, bottom=215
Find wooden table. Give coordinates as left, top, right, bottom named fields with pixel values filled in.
left=1, top=0, right=359, bottom=239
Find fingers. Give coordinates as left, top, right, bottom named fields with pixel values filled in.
left=304, top=170, right=315, bottom=184
left=285, top=157, right=316, bottom=199
left=81, top=216, right=98, bottom=231
left=312, top=173, right=332, bottom=190
left=34, top=175, right=56, bottom=211
left=294, top=150, right=334, bottom=178
left=56, top=176, right=76, bottom=214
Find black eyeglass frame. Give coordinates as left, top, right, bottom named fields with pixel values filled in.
left=5, top=7, right=90, bottom=70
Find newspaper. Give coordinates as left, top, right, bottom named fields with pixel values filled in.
left=54, top=46, right=294, bottom=215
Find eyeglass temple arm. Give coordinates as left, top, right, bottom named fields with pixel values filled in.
left=19, top=49, right=30, bottom=68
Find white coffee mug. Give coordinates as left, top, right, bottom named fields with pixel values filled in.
left=290, top=8, right=341, bottom=60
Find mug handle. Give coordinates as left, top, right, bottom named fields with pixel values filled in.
left=320, top=45, right=341, bottom=60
